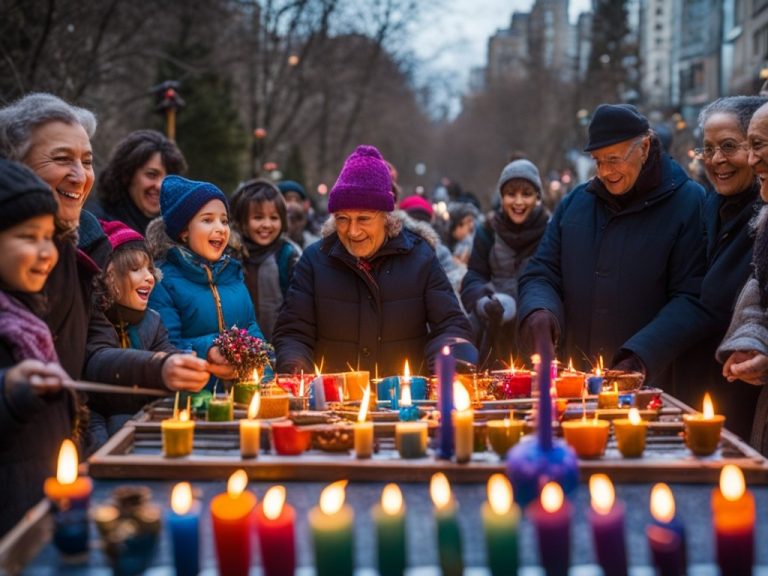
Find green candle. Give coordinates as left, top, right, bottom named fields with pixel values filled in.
left=208, top=396, right=233, bottom=422
left=481, top=474, right=519, bottom=575
left=372, top=483, right=407, bottom=576
left=430, top=473, right=463, bottom=576
left=308, top=480, right=354, bottom=576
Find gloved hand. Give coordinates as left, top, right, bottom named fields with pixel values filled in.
left=520, top=309, right=559, bottom=359
left=611, top=352, right=647, bottom=376
left=477, top=294, right=517, bottom=325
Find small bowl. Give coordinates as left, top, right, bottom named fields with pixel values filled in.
left=603, top=370, right=645, bottom=392
left=311, top=424, right=355, bottom=452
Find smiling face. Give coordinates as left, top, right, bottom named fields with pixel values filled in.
left=590, top=136, right=649, bottom=196
left=0, top=214, right=58, bottom=293
left=22, top=121, right=94, bottom=225
left=501, top=178, right=538, bottom=225
left=246, top=200, right=282, bottom=246
left=334, top=209, right=387, bottom=259
left=128, top=152, right=166, bottom=217
left=701, top=112, right=753, bottom=197
left=181, top=199, right=230, bottom=262
left=107, top=250, right=155, bottom=311
left=748, top=107, right=768, bottom=202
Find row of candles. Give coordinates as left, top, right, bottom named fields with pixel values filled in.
left=43, top=437, right=755, bottom=575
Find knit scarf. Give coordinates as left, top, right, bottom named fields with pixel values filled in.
left=242, top=236, right=282, bottom=266
left=105, top=303, right=146, bottom=349
left=0, top=291, right=58, bottom=363
left=490, top=204, right=549, bottom=259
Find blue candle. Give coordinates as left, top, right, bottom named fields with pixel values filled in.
left=167, top=482, right=200, bottom=576
left=437, top=346, right=455, bottom=459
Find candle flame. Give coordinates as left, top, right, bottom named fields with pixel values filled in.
left=263, top=485, right=286, bottom=520
left=541, top=482, right=564, bottom=513
left=248, top=392, right=261, bottom=420
left=650, top=483, right=675, bottom=523
left=403, top=359, right=411, bottom=382
left=628, top=407, right=642, bottom=425
left=487, top=473, right=513, bottom=515
left=171, top=482, right=193, bottom=515
left=430, top=472, right=452, bottom=510
left=613, top=383, right=618, bottom=393
left=400, top=384, right=412, bottom=407
left=314, top=363, right=322, bottom=377
left=703, top=393, right=715, bottom=419
left=531, top=353, right=541, bottom=366
left=227, top=469, right=248, bottom=499
left=299, top=377, right=305, bottom=398
left=720, top=464, right=746, bottom=502
left=503, top=418, right=511, bottom=427
left=179, top=409, right=190, bottom=422
left=357, top=386, right=371, bottom=422
left=599, top=355, right=604, bottom=370
left=568, top=358, right=575, bottom=372
left=595, top=365, right=602, bottom=377
left=251, top=367, right=260, bottom=383
left=510, top=357, right=516, bottom=374
left=338, top=384, right=344, bottom=402
left=442, top=345, right=450, bottom=356
left=589, top=474, right=615, bottom=515
left=319, top=480, right=347, bottom=515
left=56, top=439, right=78, bottom=485
left=381, top=483, right=403, bottom=515
left=453, top=382, right=470, bottom=412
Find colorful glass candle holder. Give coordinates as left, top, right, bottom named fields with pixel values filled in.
left=490, top=370, right=532, bottom=399
left=561, top=419, right=610, bottom=459
left=556, top=373, right=584, bottom=398
left=207, top=396, right=234, bottom=422
left=683, top=414, right=725, bottom=456
left=487, top=419, right=525, bottom=458
left=613, top=412, right=648, bottom=458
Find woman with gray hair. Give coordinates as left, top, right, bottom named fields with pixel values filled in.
left=674, top=95, right=767, bottom=441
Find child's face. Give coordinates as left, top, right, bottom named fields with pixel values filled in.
left=107, top=254, right=155, bottom=311
left=0, top=214, right=58, bottom=293
left=181, top=199, right=230, bottom=262
left=246, top=200, right=282, bottom=246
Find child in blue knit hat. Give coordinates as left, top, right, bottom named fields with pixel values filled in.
left=146, top=175, right=270, bottom=391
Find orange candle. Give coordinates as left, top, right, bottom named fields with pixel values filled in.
left=561, top=416, right=609, bottom=458
left=712, top=465, right=754, bottom=575
left=240, top=393, right=261, bottom=458
left=555, top=359, right=584, bottom=398
left=210, top=469, right=257, bottom=576
left=613, top=407, right=648, bottom=458
left=683, top=393, right=725, bottom=456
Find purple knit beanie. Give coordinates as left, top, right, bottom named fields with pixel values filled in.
left=328, top=145, right=394, bottom=213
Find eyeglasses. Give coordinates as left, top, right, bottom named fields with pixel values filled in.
left=592, top=138, right=645, bottom=169
left=694, top=142, right=749, bottom=160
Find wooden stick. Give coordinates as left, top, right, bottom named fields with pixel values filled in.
left=64, top=380, right=170, bottom=397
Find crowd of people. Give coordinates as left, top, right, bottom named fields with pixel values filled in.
left=3, top=91, right=768, bottom=536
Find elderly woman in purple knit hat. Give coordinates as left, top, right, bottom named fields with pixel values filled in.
left=273, top=145, right=476, bottom=376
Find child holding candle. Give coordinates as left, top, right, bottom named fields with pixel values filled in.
left=230, top=179, right=301, bottom=341
left=146, top=175, right=270, bottom=390
left=0, top=159, right=79, bottom=537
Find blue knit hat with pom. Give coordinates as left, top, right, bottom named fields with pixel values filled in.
left=160, top=175, right=229, bottom=240
left=328, top=145, right=394, bottom=213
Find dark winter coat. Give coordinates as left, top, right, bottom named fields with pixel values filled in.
left=673, top=185, right=762, bottom=440
left=89, top=196, right=153, bottom=236
left=272, top=216, right=475, bottom=376
left=517, top=149, right=707, bottom=385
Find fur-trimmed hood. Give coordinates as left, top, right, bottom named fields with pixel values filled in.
left=319, top=210, right=439, bottom=250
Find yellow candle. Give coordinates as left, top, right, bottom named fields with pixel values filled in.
left=613, top=407, right=648, bottom=458
left=683, top=393, right=725, bottom=456
left=452, top=382, right=474, bottom=464
left=561, top=416, right=610, bottom=458
left=240, top=392, right=261, bottom=458
left=354, top=386, right=374, bottom=459
left=162, top=409, right=194, bottom=457
left=597, top=384, right=619, bottom=409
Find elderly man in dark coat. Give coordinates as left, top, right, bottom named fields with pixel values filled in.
left=273, top=145, right=476, bottom=376
left=518, top=104, right=708, bottom=387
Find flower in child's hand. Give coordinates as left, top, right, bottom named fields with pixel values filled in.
left=212, top=326, right=274, bottom=382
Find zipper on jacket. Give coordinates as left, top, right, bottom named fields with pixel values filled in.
left=204, top=265, right=226, bottom=332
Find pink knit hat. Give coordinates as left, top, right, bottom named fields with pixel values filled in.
left=328, top=145, right=394, bottom=213
left=399, top=195, right=434, bottom=219
left=100, top=219, right=145, bottom=251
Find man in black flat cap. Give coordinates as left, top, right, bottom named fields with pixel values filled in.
left=517, top=103, right=708, bottom=389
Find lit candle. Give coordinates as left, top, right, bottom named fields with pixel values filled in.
left=430, top=473, right=463, bottom=576
left=43, top=439, right=93, bottom=556
left=255, top=485, right=296, bottom=576
left=162, top=408, right=195, bottom=457
left=528, top=482, right=571, bottom=576
left=210, top=469, right=257, bottom=576
left=354, top=386, right=374, bottom=459
left=344, top=370, right=369, bottom=401
left=486, top=418, right=525, bottom=458
left=561, top=415, right=610, bottom=458
left=613, top=407, right=648, bottom=458
left=395, top=421, right=428, bottom=459
left=398, top=382, right=420, bottom=421
left=588, top=474, right=627, bottom=576
left=646, top=483, right=687, bottom=575
left=503, top=358, right=532, bottom=398
left=166, top=482, right=200, bottom=576
left=452, top=382, right=474, bottom=464
left=481, top=474, right=519, bottom=575
left=597, top=383, right=619, bottom=409
left=208, top=391, right=234, bottom=422
left=372, top=483, right=406, bottom=576
left=683, top=393, right=725, bottom=456
left=240, top=392, right=261, bottom=458
left=712, top=465, right=754, bottom=576
left=437, top=346, right=455, bottom=459
left=587, top=357, right=605, bottom=394
left=308, top=480, right=354, bottom=576
left=556, top=358, right=584, bottom=398
left=234, top=367, right=261, bottom=406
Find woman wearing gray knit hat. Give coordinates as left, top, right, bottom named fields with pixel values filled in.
left=461, top=159, right=549, bottom=368
left=273, top=144, right=476, bottom=376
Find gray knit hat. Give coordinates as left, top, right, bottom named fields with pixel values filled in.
left=496, top=159, right=543, bottom=197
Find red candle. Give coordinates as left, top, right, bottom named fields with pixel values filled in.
left=588, top=474, right=627, bottom=576
left=255, top=485, right=296, bottom=576
left=528, top=482, right=571, bottom=576
left=210, top=469, right=257, bottom=576
left=712, top=465, right=754, bottom=576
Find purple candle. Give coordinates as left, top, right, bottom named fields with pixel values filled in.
left=528, top=481, right=571, bottom=576
left=437, top=346, right=455, bottom=460
left=536, top=352, right=553, bottom=451
left=647, top=483, right=686, bottom=575
left=588, top=474, right=627, bottom=576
